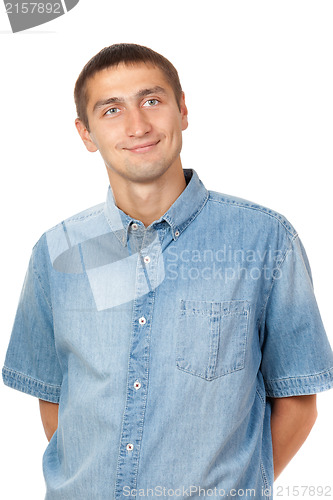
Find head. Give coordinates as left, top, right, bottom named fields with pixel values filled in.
left=74, top=43, right=183, bottom=133
left=74, top=43, right=188, bottom=187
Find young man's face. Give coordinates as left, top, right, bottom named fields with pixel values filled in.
left=76, top=63, right=188, bottom=184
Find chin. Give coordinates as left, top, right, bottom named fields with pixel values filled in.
left=125, top=161, right=173, bottom=181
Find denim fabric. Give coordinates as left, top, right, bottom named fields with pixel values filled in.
left=3, top=169, right=333, bottom=499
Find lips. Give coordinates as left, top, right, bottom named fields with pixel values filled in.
left=126, top=140, right=160, bottom=154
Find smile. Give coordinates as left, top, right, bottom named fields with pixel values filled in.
left=126, top=141, right=160, bottom=154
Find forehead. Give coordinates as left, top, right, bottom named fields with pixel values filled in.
left=85, top=63, right=172, bottom=109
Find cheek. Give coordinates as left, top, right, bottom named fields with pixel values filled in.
left=95, top=127, right=120, bottom=152
left=156, top=113, right=182, bottom=138
left=169, top=118, right=184, bottom=141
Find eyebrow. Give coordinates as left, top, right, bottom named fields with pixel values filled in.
left=92, top=86, right=168, bottom=113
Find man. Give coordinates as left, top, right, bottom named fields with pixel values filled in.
left=2, top=43, right=333, bottom=499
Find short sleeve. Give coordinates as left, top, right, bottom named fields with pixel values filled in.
left=2, top=237, right=62, bottom=403
left=260, top=234, right=333, bottom=398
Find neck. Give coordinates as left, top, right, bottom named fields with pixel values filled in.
left=107, top=161, right=187, bottom=227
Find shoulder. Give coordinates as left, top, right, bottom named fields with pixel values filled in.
left=32, top=200, right=106, bottom=260
left=46, top=201, right=105, bottom=234
left=206, top=189, right=298, bottom=240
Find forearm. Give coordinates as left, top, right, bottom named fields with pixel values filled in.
left=39, top=399, right=59, bottom=442
left=270, top=395, right=317, bottom=480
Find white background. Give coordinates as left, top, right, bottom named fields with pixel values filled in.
left=0, top=1, right=332, bottom=498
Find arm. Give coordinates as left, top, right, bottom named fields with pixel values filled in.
left=270, top=394, right=317, bottom=480
left=39, top=399, right=59, bottom=442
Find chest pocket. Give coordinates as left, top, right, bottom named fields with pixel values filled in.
left=176, top=299, right=250, bottom=380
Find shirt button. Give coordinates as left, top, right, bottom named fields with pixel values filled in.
left=143, top=256, right=150, bottom=264
left=126, top=443, right=134, bottom=451
left=139, top=317, right=146, bottom=325
left=132, top=223, right=138, bottom=230
left=175, top=230, right=180, bottom=237
left=134, top=380, right=141, bottom=390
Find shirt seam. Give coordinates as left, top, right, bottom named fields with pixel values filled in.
left=45, top=207, right=104, bottom=234
left=32, top=262, right=53, bottom=312
left=264, top=367, right=333, bottom=383
left=176, top=189, right=209, bottom=236
left=2, top=365, right=62, bottom=389
left=257, top=232, right=298, bottom=332
left=255, top=387, right=266, bottom=406
left=260, top=460, right=269, bottom=493
left=208, top=195, right=297, bottom=239
left=255, top=388, right=270, bottom=493
left=103, top=209, right=126, bottom=247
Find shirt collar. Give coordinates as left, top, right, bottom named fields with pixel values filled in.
left=103, top=168, right=209, bottom=247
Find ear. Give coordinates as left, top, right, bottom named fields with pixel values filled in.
left=75, top=119, right=98, bottom=153
left=180, top=92, right=189, bottom=131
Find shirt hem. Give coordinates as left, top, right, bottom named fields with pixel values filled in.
left=2, top=366, right=61, bottom=403
left=264, top=367, right=333, bottom=397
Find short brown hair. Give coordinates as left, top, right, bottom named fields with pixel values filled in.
left=74, top=43, right=183, bottom=131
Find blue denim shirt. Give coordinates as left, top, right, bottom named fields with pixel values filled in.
left=3, top=169, right=333, bottom=499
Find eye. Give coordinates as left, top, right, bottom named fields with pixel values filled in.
left=143, top=99, right=159, bottom=107
left=105, top=107, right=120, bottom=116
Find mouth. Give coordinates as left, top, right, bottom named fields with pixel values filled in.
left=126, top=140, right=160, bottom=154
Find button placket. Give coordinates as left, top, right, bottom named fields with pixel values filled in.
left=115, top=247, right=154, bottom=499
left=114, top=229, right=164, bottom=498
left=139, top=227, right=166, bottom=292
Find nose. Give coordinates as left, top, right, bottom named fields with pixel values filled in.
left=125, top=108, right=152, bottom=138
